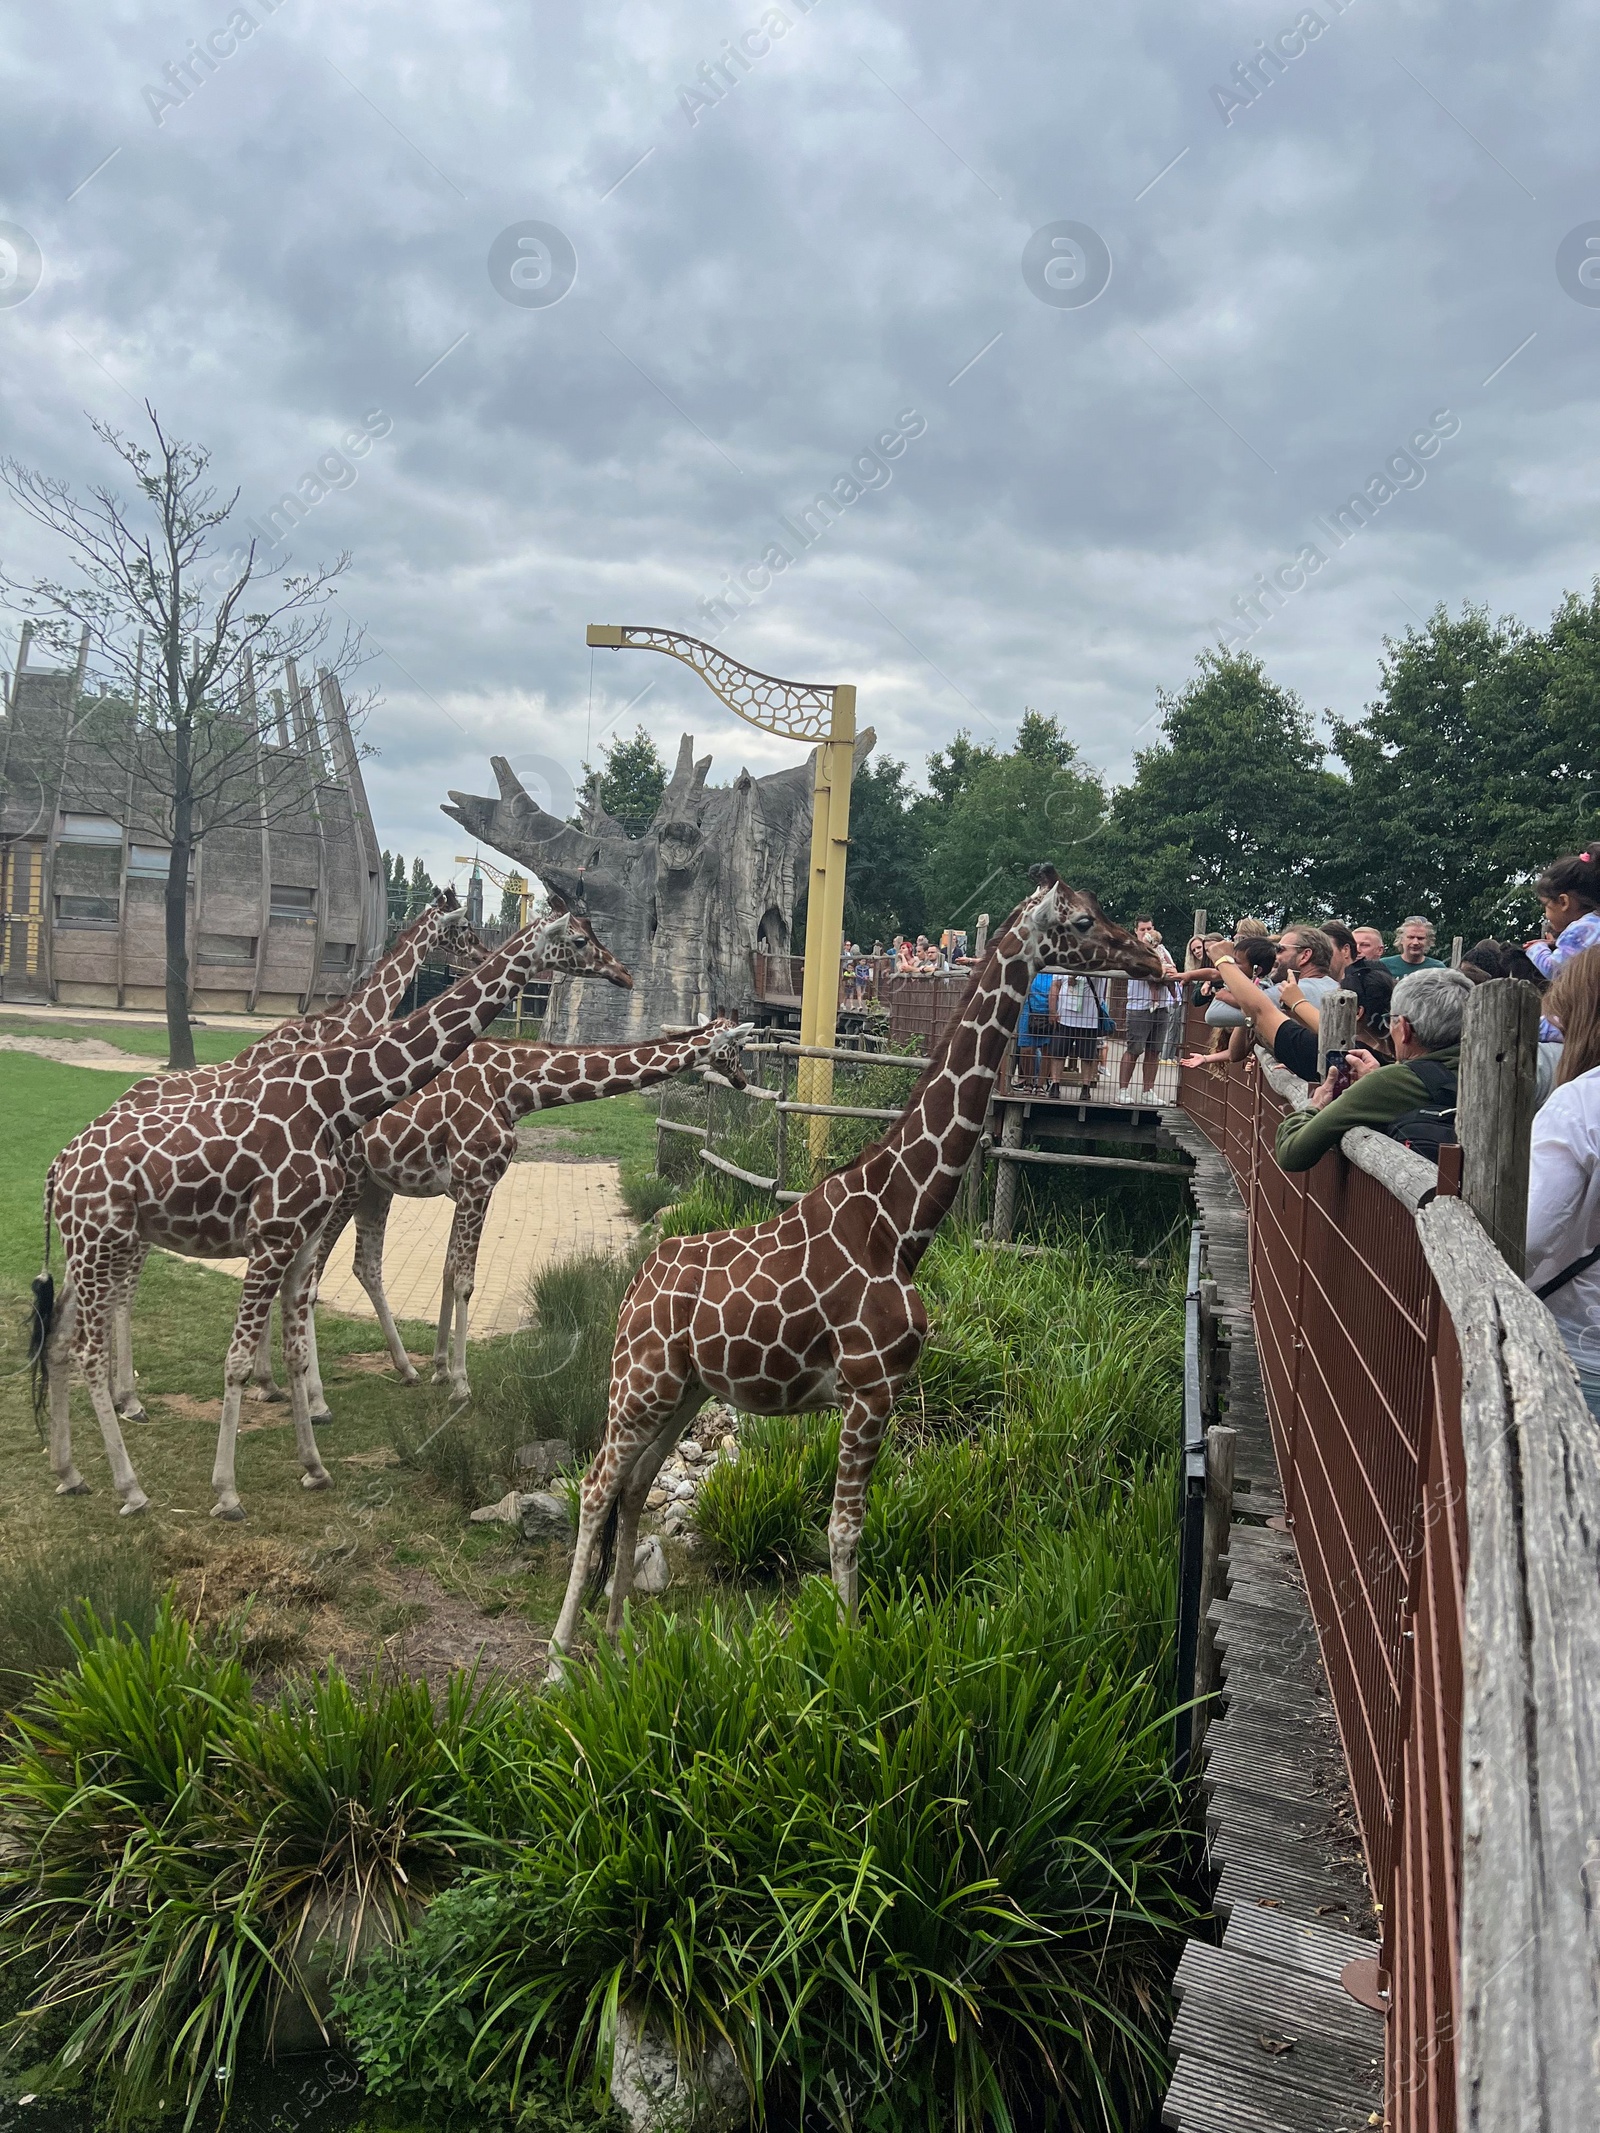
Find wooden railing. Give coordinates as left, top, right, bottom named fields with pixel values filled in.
left=1178, top=1052, right=1600, bottom=2131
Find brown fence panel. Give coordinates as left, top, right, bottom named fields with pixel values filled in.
left=1178, top=1058, right=1465, bottom=2133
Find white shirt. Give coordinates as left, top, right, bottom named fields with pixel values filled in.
left=1126, top=944, right=1178, bottom=1012
left=1526, top=1064, right=1600, bottom=1380
left=1053, top=975, right=1104, bottom=1030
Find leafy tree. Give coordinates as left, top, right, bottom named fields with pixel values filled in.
left=918, top=711, right=1107, bottom=932
left=584, top=725, right=667, bottom=837
left=1, top=407, right=363, bottom=1067
left=842, top=755, right=928, bottom=945
left=1102, top=648, right=1342, bottom=937
left=407, top=856, right=435, bottom=917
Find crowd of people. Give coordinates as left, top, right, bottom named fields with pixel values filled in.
left=1176, top=852, right=1600, bottom=1417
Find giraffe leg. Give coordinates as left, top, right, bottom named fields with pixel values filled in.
left=827, top=1385, right=897, bottom=1622
left=305, top=1171, right=367, bottom=1419
left=441, top=1192, right=489, bottom=1401
left=45, top=1280, right=87, bottom=1496
left=431, top=1207, right=461, bottom=1388
left=280, top=1235, right=334, bottom=1495
left=604, top=1388, right=705, bottom=1639
left=246, top=1300, right=285, bottom=1403
left=110, top=1247, right=150, bottom=1421
left=212, top=1245, right=305, bottom=1520
left=349, top=1183, right=416, bottom=1384
left=70, top=1271, right=150, bottom=1515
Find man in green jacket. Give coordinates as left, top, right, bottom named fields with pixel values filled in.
left=1274, top=967, right=1471, bottom=1172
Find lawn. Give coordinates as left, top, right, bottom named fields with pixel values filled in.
left=0, top=1013, right=260, bottom=1066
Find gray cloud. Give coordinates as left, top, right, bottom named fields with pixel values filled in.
left=2, top=0, right=1596, bottom=885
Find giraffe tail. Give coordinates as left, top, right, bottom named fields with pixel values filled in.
left=584, top=1500, right=622, bottom=1603
left=29, top=1168, right=57, bottom=1434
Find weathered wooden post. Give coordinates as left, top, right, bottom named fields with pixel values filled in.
left=990, top=1107, right=1023, bottom=1242
left=1193, top=1423, right=1236, bottom=1762
left=972, top=912, right=990, bottom=960
left=1317, top=988, right=1358, bottom=1078
left=1449, top=934, right=1464, bottom=970
left=1457, top=977, right=1539, bottom=1278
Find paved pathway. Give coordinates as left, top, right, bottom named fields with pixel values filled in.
left=190, top=1162, right=636, bottom=1336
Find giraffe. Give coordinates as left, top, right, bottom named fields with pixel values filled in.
left=37, top=912, right=633, bottom=1521
left=306, top=1018, right=756, bottom=1402
left=98, top=897, right=620, bottom=1420
left=546, top=872, right=1162, bottom=1667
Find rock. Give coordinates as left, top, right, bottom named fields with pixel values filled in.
left=514, top=1438, right=573, bottom=1482
left=672, top=1480, right=695, bottom=1502
left=677, top=1439, right=703, bottom=1463
left=469, top=1490, right=525, bottom=1527
left=610, top=2001, right=745, bottom=2132
left=661, top=1504, right=689, bottom=1536
left=646, top=1488, right=669, bottom=1511
left=519, top=1490, right=576, bottom=1544
left=719, top=1434, right=738, bottom=1457
left=605, top=1534, right=671, bottom=1597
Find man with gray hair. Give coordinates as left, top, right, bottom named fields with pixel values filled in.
left=1380, top=916, right=1446, bottom=975
left=1274, top=967, right=1470, bottom=1171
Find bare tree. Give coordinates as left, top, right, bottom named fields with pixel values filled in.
left=2, top=406, right=369, bottom=1066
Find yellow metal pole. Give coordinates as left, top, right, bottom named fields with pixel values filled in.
left=800, top=687, right=855, bottom=1162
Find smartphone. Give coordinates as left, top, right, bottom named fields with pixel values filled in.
left=1324, top=1049, right=1352, bottom=1094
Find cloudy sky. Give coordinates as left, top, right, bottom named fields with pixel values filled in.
left=2, top=0, right=1596, bottom=886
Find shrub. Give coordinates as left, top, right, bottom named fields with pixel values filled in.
left=617, top=1168, right=678, bottom=1224
left=342, top=1566, right=1191, bottom=2131
left=0, top=1606, right=495, bottom=2128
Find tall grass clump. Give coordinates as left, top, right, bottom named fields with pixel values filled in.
left=469, top=1246, right=647, bottom=1469
left=0, top=1604, right=494, bottom=2128
left=0, top=1536, right=159, bottom=1702
left=341, top=1557, right=1192, bottom=2132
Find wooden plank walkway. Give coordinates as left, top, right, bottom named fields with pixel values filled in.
left=1160, top=1110, right=1385, bottom=2133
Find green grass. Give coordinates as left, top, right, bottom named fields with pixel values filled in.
left=512, top=1090, right=659, bottom=1169
left=0, top=1015, right=260, bottom=1066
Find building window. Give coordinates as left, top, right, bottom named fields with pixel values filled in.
left=270, top=883, right=317, bottom=916
left=198, top=932, right=257, bottom=965
left=127, top=844, right=191, bottom=878
left=58, top=814, right=122, bottom=845
left=320, top=940, right=356, bottom=972
left=56, top=894, right=119, bottom=926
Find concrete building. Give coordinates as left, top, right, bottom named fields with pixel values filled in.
left=0, top=625, right=384, bottom=1012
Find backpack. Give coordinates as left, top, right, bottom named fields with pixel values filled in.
left=1383, top=1058, right=1458, bottom=1161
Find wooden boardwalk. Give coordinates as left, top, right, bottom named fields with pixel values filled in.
left=1161, top=1110, right=1385, bottom=2133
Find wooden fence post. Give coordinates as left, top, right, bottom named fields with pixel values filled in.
left=1450, top=935, right=1464, bottom=970
left=1192, top=907, right=1207, bottom=945
left=1317, top=988, right=1358, bottom=1077
left=973, top=913, right=990, bottom=959
left=991, top=1106, right=1023, bottom=1242
left=1193, top=1424, right=1236, bottom=1761
left=1458, top=977, right=1539, bottom=1279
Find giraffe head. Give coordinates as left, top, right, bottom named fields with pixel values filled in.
left=440, top=918, right=491, bottom=971
left=1020, top=867, right=1165, bottom=980
left=702, top=1017, right=756, bottom=1091
left=536, top=896, right=634, bottom=988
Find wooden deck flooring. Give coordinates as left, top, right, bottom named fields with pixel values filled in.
left=1160, top=1110, right=1385, bottom=2133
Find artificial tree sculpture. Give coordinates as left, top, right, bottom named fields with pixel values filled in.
left=442, top=725, right=873, bottom=1045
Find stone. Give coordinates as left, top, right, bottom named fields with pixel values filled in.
left=646, top=1488, right=669, bottom=1511
left=518, top=1490, right=575, bottom=1544
left=514, top=1438, right=573, bottom=1482
left=719, top=1435, right=738, bottom=1458
left=661, top=1504, right=689, bottom=1536
left=610, top=2001, right=745, bottom=2132
left=677, top=1439, right=702, bottom=1463
left=605, top=1534, right=671, bottom=1598
left=672, top=1480, right=695, bottom=1501
left=469, top=1490, right=524, bottom=1527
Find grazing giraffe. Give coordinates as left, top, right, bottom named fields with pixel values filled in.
left=307, top=1019, right=755, bottom=1402
left=100, top=898, right=621, bottom=1421
left=546, top=872, right=1162, bottom=1668
left=37, top=913, right=631, bottom=1521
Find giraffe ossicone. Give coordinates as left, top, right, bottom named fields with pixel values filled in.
left=545, top=872, right=1164, bottom=1670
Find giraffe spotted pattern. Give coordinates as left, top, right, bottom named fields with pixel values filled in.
left=547, top=872, right=1165, bottom=1666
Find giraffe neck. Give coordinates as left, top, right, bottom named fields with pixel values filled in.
left=853, top=929, right=1043, bottom=1271
left=307, top=926, right=551, bottom=1128
left=496, top=1033, right=713, bottom=1115
left=353, top=905, right=447, bottom=1022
